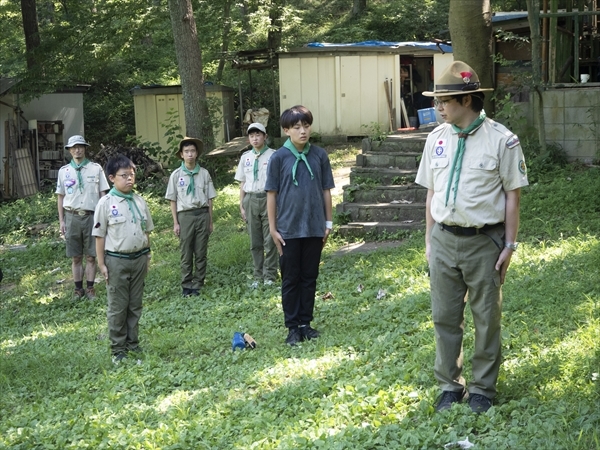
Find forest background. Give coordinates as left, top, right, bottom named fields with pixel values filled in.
left=1, top=0, right=532, bottom=149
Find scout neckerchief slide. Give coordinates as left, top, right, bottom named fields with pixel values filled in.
left=252, top=145, right=268, bottom=181
left=181, top=162, right=200, bottom=195
left=109, top=187, right=147, bottom=231
left=284, top=138, right=314, bottom=186
left=445, top=112, right=486, bottom=207
left=69, top=158, right=89, bottom=192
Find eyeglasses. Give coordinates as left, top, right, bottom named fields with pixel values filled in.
left=115, top=173, right=136, bottom=179
left=433, top=98, right=456, bottom=108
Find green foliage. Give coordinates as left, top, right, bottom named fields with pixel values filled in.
left=521, top=140, right=569, bottom=182
left=362, top=122, right=389, bottom=142
left=0, top=149, right=599, bottom=448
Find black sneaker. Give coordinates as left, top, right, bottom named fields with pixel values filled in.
left=189, top=289, right=200, bottom=296
left=299, top=325, right=320, bottom=341
left=435, top=390, right=465, bottom=412
left=285, top=328, right=301, bottom=346
left=182, top=288, right=192, bottom=297
left=112, top=352, right=127, bottom=364
left=468, top=393, right=492, bottom=413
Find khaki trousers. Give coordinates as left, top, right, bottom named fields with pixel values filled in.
left=243, top=193, right=278, bottom=281
left=106, top=254, right=148, bottom=354
left=178, top=208, right=210, bottom=290
left=429, top=223, right=504, bottom=399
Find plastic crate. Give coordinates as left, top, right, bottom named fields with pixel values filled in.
left=418, top=107, right=437, bottom=125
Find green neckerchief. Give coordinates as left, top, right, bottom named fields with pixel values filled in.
left=445, top=112, right=486, bottom=207
left=283, top=138, right=313, bottom=186
left=252, top=145, right=268, bottom=181
left=109, top=187, right=146, bottom=231
left=181, top=162, right=200, bottom=195
left=69, top=158, right=89, bottom=192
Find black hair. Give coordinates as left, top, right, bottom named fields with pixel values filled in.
left=105, top=154, right=135, bottom=177
left=280, top=105, right=313, bottom=129
left=455, top=92, right=485, bottom=113
left=179, top=140, right=199, bottom=152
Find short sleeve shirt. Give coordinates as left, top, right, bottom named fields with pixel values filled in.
left=415, top=118, right=529, bottom=227
left=234, top=147, right=275, bottom=193
left=55, top=162, right=110, bottom=211
left=165, top=166, right=217, bottom=212
left=265, top=143, right=335, bottom=239
left=92, top=192, right=154, bottom=253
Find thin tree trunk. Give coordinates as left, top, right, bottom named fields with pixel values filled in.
left=351, top=0, right=367, bottom=18
left=267, top=0, right=283, bottom=50
left=448, top=0, right=494, bottom=114
left=526, top=0, right=547, bottom=155
left=216, top=0, right=232, bottom=83
left=168, top=0, right=214, bottom=150
left=20, top=0, right=41, bottom=70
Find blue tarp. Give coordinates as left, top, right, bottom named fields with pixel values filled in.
left=306, top=41, right=452, bottom=53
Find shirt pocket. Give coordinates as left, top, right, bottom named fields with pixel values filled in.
left=108, top=215, right=127, bottom=226
left=431, top=157, right=449, bottom=192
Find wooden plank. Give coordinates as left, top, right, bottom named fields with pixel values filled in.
left=206, top=136, right=250, bottom=157
left=14, top=147, right=38, bottom=198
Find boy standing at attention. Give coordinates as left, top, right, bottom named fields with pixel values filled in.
left=165, top=137, right=217, bottom=297
left=265, top=105, right=335, bottom=346
left=56, top=135, right=109, bottom=300
left=234, top=123, right=278, bottom=288
left=93, top=155, right=154, bottom=363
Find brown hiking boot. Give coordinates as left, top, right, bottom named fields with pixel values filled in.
left=73, top=288, right=85, bottom=300
left=85, top=287, right=97, bottom=300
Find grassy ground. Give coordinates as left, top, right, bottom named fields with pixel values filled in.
left=0, top=147, right=599, bottom=449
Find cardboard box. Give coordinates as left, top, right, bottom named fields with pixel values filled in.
left=418, top=107, right=437, bottom=125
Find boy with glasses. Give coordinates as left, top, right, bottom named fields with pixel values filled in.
left=56, top=135, right=109, bottom=300
left=93, top=155, right=154, bottom=363
left=165, top=137, right=217, bottom=297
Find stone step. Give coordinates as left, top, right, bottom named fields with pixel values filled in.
left=362, top=133, right=427, bottom=153
left=337, top=220, right=425, bottom=238
left=343, top=183, right=427, bottom=203
left=356, top=151, right=420, bottom=170
left=350, top=167, right=417, bottom=185
left=337, top=201, right=425, bottom=222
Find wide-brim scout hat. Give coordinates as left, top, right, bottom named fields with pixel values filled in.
left=423, top=61, right=493, bottom=97
left=177, top=136, right=204, bottom=156
left=65, top=135, right=90, bottom=149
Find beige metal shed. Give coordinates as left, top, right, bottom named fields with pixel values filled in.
left=278, top=42, right=453, bottom=137
left=131, top=84, right=236, bottom=156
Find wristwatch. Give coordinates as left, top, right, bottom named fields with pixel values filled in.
left=504, top=242, right=519, bottom=251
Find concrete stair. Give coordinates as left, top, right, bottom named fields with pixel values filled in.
left=337, top=132, right=429, bottom=238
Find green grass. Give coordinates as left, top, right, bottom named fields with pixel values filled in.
left=0, top=151, right=599, bottom=449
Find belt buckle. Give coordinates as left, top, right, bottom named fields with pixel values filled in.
left=77, top=210, right=86, bottom=216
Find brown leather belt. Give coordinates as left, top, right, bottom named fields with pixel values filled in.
left=66, top=209, right=94, bottom=216
left=440, top=222, right=503, bottom=236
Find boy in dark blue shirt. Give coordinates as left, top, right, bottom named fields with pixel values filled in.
left=265, top=105, right=335, bottom=346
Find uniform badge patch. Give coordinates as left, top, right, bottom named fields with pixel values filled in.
left=178, top=177, right=186, bottom=187
left=519, top=160, right=527, bottom=174
left=111, top=205, right=119, bottom=216
left=434, top=139, right=447, bottom=158
left=507, top=135, right=520, bottom=149
left=244, top=157, right=252, bottom=167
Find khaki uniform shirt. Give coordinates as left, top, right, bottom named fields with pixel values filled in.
left=55, top=162, right=110, bottom=211
left=234, top=147, right=275, bottom=193
left=415, top=118, right=529, bottom=228
left=92, top=192, right=154, bottom=253
left=165, top=166, right=217, bottom=212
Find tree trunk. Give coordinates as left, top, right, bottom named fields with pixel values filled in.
left=216, top=0, right=232, bottom=83
left=526, top=0, right=547, bottom=154
left=168, top=0, right=214, bottom=150
left=351, top=0, right=367, bottom=18
left=448, top=0, right=494, bottom=114
left=20, top=0, right=41, bottom=71
left=267, top=0, right=283, bottom=50
left=239, top=0, right=251, bottom=36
